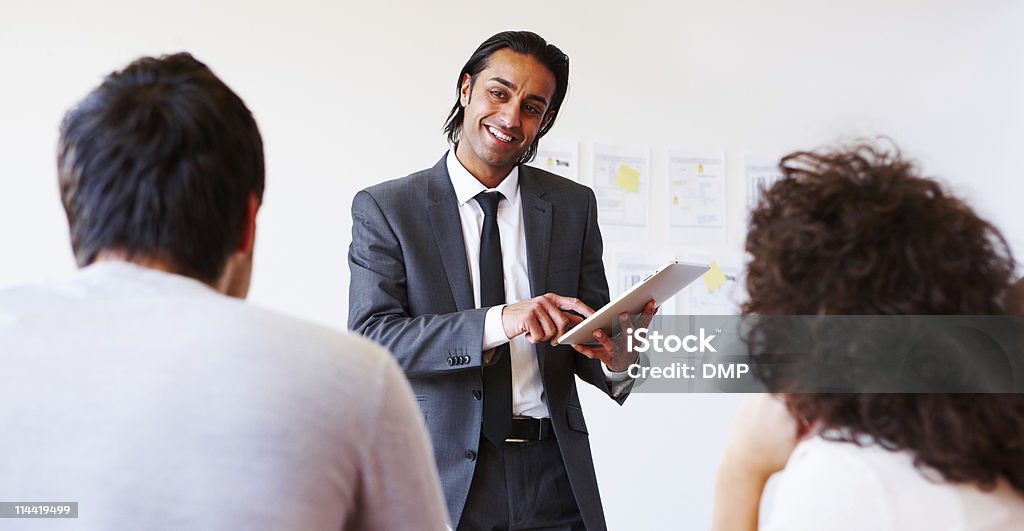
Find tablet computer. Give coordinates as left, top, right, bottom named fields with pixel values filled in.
left=556, top=261, right=709, bottom=345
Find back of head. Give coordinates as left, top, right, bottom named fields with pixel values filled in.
left=443, top=30, right=569, bottom=164
left=744, top=141, right=1014, bottom=316
left=743, top=140, right=1024, bottom=493
left=58, top=52, right=265, bottom=285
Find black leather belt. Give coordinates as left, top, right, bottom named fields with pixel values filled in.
left=505, top=417, right=555, bottom=443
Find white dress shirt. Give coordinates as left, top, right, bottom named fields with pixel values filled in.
left=446, top=152, right=629, bottom=418
left=447, top=151, right=549, bottom=417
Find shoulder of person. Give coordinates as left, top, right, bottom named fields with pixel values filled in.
left=519, top=163, right=594, bottom=199
left=357, top=158, right=446, bottom=208
left=762, top=435, right=897, bottom=531
left=217, top=299, right=396, bottom=373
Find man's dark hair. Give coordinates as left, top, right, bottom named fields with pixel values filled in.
left=442, top=30, right=569, bottom=164
left=744, top=140, right=1024, bottom=494
left=57, top=52, right=265, bottom=284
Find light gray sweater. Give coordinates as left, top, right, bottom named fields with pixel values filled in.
left=0, top=262, right=448, bottom=530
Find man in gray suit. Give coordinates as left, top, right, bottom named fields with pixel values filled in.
left=349, top=31, right=653, bottom=530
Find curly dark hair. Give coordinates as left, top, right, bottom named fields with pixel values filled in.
left=743, top=141, right=1024, bottom=493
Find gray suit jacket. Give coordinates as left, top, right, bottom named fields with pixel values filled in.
left=348, top=155, right=624, bottom=530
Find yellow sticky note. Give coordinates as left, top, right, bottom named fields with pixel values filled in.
left=702, top=261, right=728, bottom=293
left=614, top=164, right=641, bottom=193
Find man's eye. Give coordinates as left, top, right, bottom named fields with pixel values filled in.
left=525, top=105, right=541, bottom=114
left=489, top=90, right=505, bottom=99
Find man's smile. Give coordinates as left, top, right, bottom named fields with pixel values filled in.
left=486, top=125, right=514, bottom=143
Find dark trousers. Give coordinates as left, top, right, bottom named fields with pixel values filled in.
left=457, top=436, right=585, bottom=531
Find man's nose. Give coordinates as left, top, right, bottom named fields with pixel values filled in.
left=496, top=101, right=521, bottom=129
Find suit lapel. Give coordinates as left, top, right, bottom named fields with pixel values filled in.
left=425, top=161, right=556, bottom=331
left=519, top=166, right=553, bottom=298
left=520, top=166, right=556, bottom=379
left=426, top=157, right=475, bottom=312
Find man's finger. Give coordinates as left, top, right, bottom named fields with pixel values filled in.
left=617, top=312, right=632, bottom=337
left=565, top=312, right=585, bottom=327
left=545, top=306, right=570, bottom=337
left=637, top=300, right=657, bottom=329
left=533, top=308, right=558, bottom=342
left=524, top=316, right=544, bottom=344
left=592, top=328, right=615, bottom=351
left=552, top=295, right=595, bottom=317
left=550, top=312, right=585, bottom=346
left=572, top=343, right=600, bottom=359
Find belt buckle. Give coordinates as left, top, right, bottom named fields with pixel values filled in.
left=505, top=416, right=536, bottom=443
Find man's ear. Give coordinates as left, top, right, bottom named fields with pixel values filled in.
left=238, top=192, right=259, bottom=253
left=459, top=73, right=473, bottom=107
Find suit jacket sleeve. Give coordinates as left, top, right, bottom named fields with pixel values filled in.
left=348, top=189, right=489, bottom=379
left=571, top=188, right=633, bottom=405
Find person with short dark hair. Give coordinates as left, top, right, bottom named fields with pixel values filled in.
left=348, top=31, right=652, bottom=530
left=0, top=52, right=449, bottom=530
left=712, top=142, right=1024, bottom=530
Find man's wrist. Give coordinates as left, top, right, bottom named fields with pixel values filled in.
left=601, top=352, right=639, bottom=382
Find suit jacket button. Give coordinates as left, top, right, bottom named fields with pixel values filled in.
left=447, top=357, right=454, bottom=366
left=464, top=450, right=476, bottom=461
left=464, top=355, right=471, bottom=364
left=461, top=355, right=469, bottom=364
left=472, top=390, right=482, bottom=400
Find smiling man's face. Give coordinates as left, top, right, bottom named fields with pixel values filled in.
left=454, top=48, right=556, bottom=186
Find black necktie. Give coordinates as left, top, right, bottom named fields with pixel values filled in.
left=476, top=191, right=512, bottom=445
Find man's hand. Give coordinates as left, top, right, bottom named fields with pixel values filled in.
left=501, top=293, right=594, bottom=344
left=570, top=299, right=657, bottom=373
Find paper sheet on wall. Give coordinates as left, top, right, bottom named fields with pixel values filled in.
left=593, top=143, right=650, bottom=240
left=745, top=155, right=783, bottom=210
left=614, top=254, right=677, bottom=315
left=679, top=255, right=744, bottom=315
left=528, top=138, right=579, bottom=181
left=668, top=150, right=727, bottom=246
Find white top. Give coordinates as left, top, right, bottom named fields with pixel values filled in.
left=0, top=262, right=449, bottom=530
left=763, top=435, right=1024, bottom=531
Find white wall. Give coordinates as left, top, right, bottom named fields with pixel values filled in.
left=2, top=1, right=1021, bottom=528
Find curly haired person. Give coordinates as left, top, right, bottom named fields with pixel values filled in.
left=712, top=142, right=1024, bottom=531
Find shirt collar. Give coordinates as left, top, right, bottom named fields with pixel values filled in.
left=446, top=150, right=520, bottom=207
